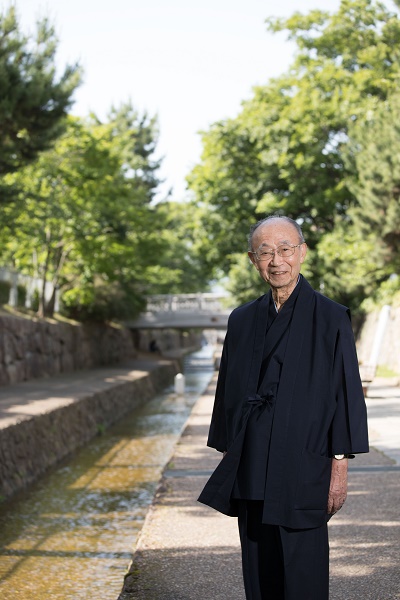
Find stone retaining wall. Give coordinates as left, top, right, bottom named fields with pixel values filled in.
left=0, top=314, right=136, bottom=386
left=132, top=328, right=203, bottom=354
left=0, top=360, right=178, bottom=501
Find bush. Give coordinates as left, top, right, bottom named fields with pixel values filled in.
left=30, top=289, right=40, bottom=312
left=0, top=281, right=11, bottom=305
left=61, top=283, right=146, bottom=322
left=17, top=284, right=27, bottom=307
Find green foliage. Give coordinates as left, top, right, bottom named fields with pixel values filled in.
left=3, top=0, right=400, bottom=318
left=0, top=6, right=81, bottom=179
left=225, top=253, right=266, bottom=306
left=187, top=0, right=400, bottom=307
left=320, top=89, right=400, bottom=312
left=61, top=282, right=146, bottom=322
left=187, top=117, right=269, bottom=277
left=0, top=280, right=10, bottom=304
left=316, top=223, right=388, bottom=311
left=0, top=103, right=163, bottom=320
left=29, top=289, right=39, bottom=312
left=375, top=363, right=400, bottom=378
left=361, top=274, right=400, bottom=312
left=96, top=423, right=106, bottom=435
left=145, top=200, right=213, bottom=294
left=345, top=92, right=400, bottom=273
left=17, top=284, right=26, bottom=307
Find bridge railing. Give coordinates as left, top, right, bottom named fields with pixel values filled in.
left=146, top=293, right=231, bottom=313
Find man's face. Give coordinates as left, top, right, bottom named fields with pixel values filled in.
left=248, top=219, right=307, bottom=290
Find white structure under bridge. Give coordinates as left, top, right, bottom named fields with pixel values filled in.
left=127, top=293, right=233, bottom=329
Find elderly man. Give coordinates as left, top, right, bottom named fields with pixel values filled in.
left=198, top=215, right=369, bottom=600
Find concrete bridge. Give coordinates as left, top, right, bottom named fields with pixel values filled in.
left=127, top=293, right=232, bottom=330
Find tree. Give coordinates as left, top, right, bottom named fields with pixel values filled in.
left=187, top=117, right=271, bottom=280
left=0, top=103, right=163, bottom=319
left=0, top=6, right=81, bottom=181
left=187, top=0, right=400, bottom=304
left=316, top=90, right=400, bottom=310
left=315, top=223, right=388, bottom=311
left=145, top=200, right=213, bottom=294
left=346, top=92, right=400, bottom=274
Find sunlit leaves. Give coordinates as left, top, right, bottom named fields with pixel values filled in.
left=0, top=106, right=162, bottom=319
left=0, top=6, right=81, bottom=178
left=187, top=0, right=400, bottom=309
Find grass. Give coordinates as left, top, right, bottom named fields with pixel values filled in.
left=375, top=364, right=400, bottom=378
left=0, top=304, right=124, bottom=328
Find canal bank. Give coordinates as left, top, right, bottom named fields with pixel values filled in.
left=0, top=354, right=181, bottom=500
left=0, top=346, right=215, bottom=599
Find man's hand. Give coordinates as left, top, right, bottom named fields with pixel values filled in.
left=327, top=458, right=348, bottom=515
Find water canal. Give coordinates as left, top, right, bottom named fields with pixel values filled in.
left=0, top=346, right=215, bottom=599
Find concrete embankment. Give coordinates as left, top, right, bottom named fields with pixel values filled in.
left=0, top=355, right=180, bottom=501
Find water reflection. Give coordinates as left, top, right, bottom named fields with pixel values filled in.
left=0, top=347, right=214, bottom=599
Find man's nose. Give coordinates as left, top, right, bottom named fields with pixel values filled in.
left=270, top=250, right=283, bottom=265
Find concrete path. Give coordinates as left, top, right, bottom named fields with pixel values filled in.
left=366, top=377, right=400, bottom=465
left=0, top=355, right=175, bottom=430
left=119, top=376, right=400, bottom=600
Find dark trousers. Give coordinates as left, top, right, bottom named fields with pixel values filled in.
left=237, top=501, right=329, bottom=600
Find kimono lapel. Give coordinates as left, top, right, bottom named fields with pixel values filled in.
left=263, top=279, right=316, bottom=504
left=257, top=277, right=302, bottom=395
left=245, top=292, right=270, bottom=398
left=275, top=278, right=316, bottom=409
left=260, top=303, right=288, bottom=361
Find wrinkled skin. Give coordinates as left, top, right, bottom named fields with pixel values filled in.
left=327, top=458, right=348, bottom=514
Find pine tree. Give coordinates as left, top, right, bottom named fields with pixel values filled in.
left=0, top=6, right=81, bottom=180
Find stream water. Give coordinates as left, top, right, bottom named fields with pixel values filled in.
left=0, top=346, right=215, bottom=599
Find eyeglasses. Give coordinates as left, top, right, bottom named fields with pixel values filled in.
left=251, top=243, right=303, bottom=262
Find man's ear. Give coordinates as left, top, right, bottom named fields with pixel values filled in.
left=248, top=251, right=259, bottom=270
left=300, top=243, right=308, bottom=263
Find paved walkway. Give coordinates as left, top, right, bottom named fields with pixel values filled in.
left=119, top=376, right=400, bottom=600
left=0, top=355, right=176, bottom=431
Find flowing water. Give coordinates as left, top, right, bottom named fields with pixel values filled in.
left=0, top=346, right=215, bottom=599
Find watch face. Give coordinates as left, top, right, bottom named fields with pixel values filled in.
left=334, top=454, right=345, bottom=460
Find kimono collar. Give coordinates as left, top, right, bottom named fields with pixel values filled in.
left=273, top=275, right=301, bottom=313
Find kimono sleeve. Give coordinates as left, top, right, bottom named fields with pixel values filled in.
left=330, top=310, right=369, bottom=456
left=207, top=332, right=229, bottom=453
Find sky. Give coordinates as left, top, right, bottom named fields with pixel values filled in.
left=2, top=0, right=348, bottom=200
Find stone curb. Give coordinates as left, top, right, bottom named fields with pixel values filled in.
left=0, top=358, right=179, bottom=500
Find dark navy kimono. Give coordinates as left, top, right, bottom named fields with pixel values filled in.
left=231, top=278, right=299, bottom=501
left=198, top=276, right=369, bottom=529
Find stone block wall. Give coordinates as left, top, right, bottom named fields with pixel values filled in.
left=133, top=328, right=203, bottom=354
left=0, top=360, right=178, bottom=500
left=0, top=315, right=136, bottom=386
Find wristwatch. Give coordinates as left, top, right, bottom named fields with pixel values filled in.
left=333, top=454, right=348, bottom=460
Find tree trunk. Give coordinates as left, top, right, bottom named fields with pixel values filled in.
left=38, top=229, right=52, bottom=318
left=44, top=287, right=57, bottom=317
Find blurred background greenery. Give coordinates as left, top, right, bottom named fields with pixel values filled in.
left=1, top=0, right=400, bottom=321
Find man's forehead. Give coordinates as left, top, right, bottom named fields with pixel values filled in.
left=253, top=221, right=298, bottom=244
left=257, top=239, right=293, bottom=248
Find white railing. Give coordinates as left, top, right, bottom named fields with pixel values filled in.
left=146, top=293, right=231, bottom=314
